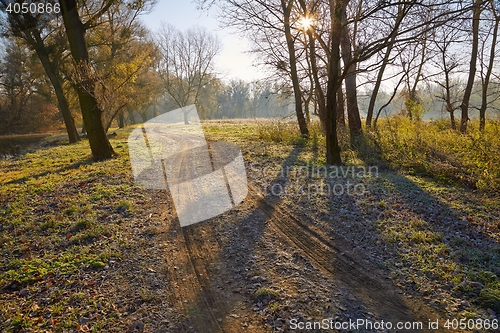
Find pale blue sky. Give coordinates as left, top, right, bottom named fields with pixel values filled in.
left=140, top=0, right=266, bottom=82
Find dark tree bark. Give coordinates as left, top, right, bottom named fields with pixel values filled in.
left=460, top=0, right=482, bottom=133
left=127, top=108, right=136, bottom=125
left=450, top=109, right=457, bottom=130
left=340, top=2, right=362, bottom=138
left=281, top=0, right=309, bottom=137
left=118, top=113, right=125, bottom=128
left=60, top=0, right=114, bottom=159
left=306, top=28, right=327, bottom=129
left=325, top=0, right=343, bottom=165
left=307, top=28, right=326, bottom=128
left=337, top=83, right=345, bottom=128
left=29, top=33, right=80, bottom=143
left=297, top=0, right=326, bottom=129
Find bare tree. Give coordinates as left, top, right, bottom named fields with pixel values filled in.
left=319, top=0, right=466, bottom=162
left=398, top=8, right=434, bottom=122
left=200, top=0, right=477, bottom=164
left=431, top=20, right=466, bottom=129
left=297, top=0, right=329, bottom=128
left=156, top=24, right=221, bottom=124
left=372, top=74, right=407, bottom=128
left=340, top=0, right=362, bottom=138
left=282, top=0, right=309, bottom=136
left=478, top=0, right=500, bottom=131
left=204, top=0, right=311, bottom=135
left=365, top=2, right=408, bottom=128
left=324, top=0, right=343, bottom=165
left=460, top=0, right=483, bottom=133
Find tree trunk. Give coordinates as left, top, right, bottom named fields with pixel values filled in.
left=306, top=29, right=326, bottom=129
left=337, top=84, right=345, bottom=128
left=39, top=51, right=80, bottom=143
left=374, top=72, right=405, bottom=128
left=304, top=94, right=311, bottom=124
left=340, top=4, right=362, bottom=138
left=460, top=0, right=482, bottom=133
left=341, top=46, right=362, bottom=138
left=450, top=110, right=456, bottom=130
left=479, top=1, right=499, bottom=131
left=118, top=112, right=125, bottom=128
left=60, top=0, right=114, bottom=160
left=479, top=95, right=487, bottom=132
left=443, top=63, right=457, bottom=130
left=27, top=31, right=80, bottom=143
left=325, top=0, right=343, bottom=166
left=282, top=0, right=309, bottom=137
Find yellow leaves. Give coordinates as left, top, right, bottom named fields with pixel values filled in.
left=114, top=62, right=139, bottom=83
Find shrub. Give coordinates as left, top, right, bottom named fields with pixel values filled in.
left=368, top=118, right=500, bottom=191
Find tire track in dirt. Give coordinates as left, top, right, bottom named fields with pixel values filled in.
left=152, top=128, right=441, bottom=331
left=249, top=186, right=442, bottom=327
left=161, top=202, right=229, bottom=332
left=159, top=131, right=228, bottom=333
left=162, top=199, right=266, bottom=333
left=181, top=225, right=229, bottom=331
left=165, top=185, right=441, bottom=332
left=158, top=132, right=266, bottom=333
left=161, top=210, right=221, bottom=332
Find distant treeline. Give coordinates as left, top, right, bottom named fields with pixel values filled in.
left=124, top=80, right=296, bottom=124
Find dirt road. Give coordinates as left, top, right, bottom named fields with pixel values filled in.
left=139, top=130, right=445, bottom=332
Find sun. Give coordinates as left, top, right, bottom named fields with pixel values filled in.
left=298, top=16, right=315, bottom=30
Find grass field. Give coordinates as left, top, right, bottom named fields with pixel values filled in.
left=0, top=119, right=499, bottom=331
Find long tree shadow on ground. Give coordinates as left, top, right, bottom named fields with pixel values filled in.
left=348, top=133, right=500, bottom=318
left=160, top=138, right=442, bottom=332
